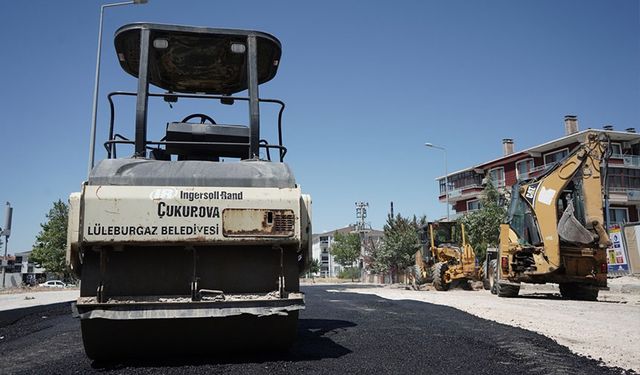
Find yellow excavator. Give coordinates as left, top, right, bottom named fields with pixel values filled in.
left=492, top=131, right=611, bottom=300
left=415, top=222, right=477, bottom=290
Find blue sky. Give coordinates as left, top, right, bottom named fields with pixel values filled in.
left=0, top=0, right=638, bottom=252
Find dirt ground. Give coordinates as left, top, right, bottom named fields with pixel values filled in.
left=342, top=276, right=640, bottom=373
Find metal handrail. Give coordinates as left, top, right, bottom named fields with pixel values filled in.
left=439, top=183, right=483, bottom=196
left=609, top=186, right=640, bottom=192
left=106, top=91, right=287, bottom=162
left=104, top=139, right=287, bottom=162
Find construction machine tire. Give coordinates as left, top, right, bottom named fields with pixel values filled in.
left=559, top=283, right=599, bottom=301
left=482, top=278, right=491, bottom=290
left=432, top=262, right=450, bottom=291
left=81, top=311, right=298, bottom=361
left=413, top=264, right=424, bottom=285
left=492, top=259, right=519, bottom=297
left=488, top=259, right=497, bottom=294
left=496, top=281, right=520, bottom=298
left=460, top=279, right=473, bottom=290
left=481, top=260, right=491, bottom=290
left=414, top=264, right=434, bottom=285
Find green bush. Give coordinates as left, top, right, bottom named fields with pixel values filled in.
left=338, top=267, right=361, bottom=281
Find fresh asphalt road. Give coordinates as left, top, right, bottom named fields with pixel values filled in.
left=0, top=285, right=627, bottom=375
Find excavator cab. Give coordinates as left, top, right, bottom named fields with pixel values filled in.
left=430, top=221, right=463, bottom=248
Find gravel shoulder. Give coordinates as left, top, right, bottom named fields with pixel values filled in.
left=0, top=289, right=79, bottom=311
left=343, top=276, right=640, bottom=373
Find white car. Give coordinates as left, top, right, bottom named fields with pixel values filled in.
left=39, top=280, right=66, bottom=288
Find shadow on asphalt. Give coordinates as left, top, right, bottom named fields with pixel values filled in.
left=90, top=318, right=356, bottom=370
left=512, top=293, right=564, bottom=300
left=505, top=293, right=623, bottom=304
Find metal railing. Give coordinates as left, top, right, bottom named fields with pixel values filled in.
left=613, top=154, right=640, bottom=168
left=441, top=183, right=483, bottom=198
left=517, top=164, right=554, bottom=180
left=105, top=91, right=288, bottom=162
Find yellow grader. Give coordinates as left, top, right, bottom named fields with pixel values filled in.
left=415, top=221, right=477, bottom=290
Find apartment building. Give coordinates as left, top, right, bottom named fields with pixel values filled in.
left=311, top=225, right=383, bottom=278
left=0, top=251, right=46, bottom=288
left=438, top=115, right=640, bottom=224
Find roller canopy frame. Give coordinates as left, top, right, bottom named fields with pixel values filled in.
left=114, top=23, right=282, bottom=159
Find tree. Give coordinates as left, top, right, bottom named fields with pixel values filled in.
left=331, top=232, right=361, bottom=267
left=309, top=258, right=321, bottom=274
left=371, top=214, right=425, bottom=283
left=331, top=231, right=361, bottom=281
left=306, top=258, right=320, bottom=279
left=30, top=200, right=71, bottom=280
left=458, top=181, right=507, bottom=261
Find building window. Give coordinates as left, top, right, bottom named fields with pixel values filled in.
left=442, top=171, right=483, bottom=192
left=439, top=179, right=447, bottom=194
left=543, top=148, right=569, bottom=166
left=439, top=179, right=455, bottom=194
left=488, top=167, right=505, bottom=187
left=516, top=159, right=534, bottom=180
left=608, top=168, right=640, bottom=190
left=467, top=200, right=482, bottom=211
left=610, top=143, right=622, bottom=157
left=609, top=207, right=629, bottom=224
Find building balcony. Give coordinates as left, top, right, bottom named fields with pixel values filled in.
left=609, top=187, right=640, bottom=203
left=438, top=183, right=483, bottom=203
left=517, top=164, right=551, bottom=180
left=610, top=154, right=640, bottom=169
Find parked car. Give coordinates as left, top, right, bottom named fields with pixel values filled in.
left=39, top=280, right=66, bottom=288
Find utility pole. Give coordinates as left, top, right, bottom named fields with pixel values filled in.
left=1, top=202, right=13, bottom=289
left=355, top=202, right=369, bottom=233
left=355, top=202, right=371, bottom=281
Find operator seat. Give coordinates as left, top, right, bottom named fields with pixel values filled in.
left=165, top=122, right=250, bottom=160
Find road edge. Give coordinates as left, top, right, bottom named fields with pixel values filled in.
left=0, top=301, right=74, bottom=327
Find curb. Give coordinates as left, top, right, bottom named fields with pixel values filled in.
left=0, top=301, right=74, bottom=327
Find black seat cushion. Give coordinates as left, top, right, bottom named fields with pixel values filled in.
left=165, top=122, right=250, bottom=159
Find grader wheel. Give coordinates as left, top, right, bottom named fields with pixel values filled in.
left=488, top=259, right=497, bottom=294
left=432, top=262, right=450, bottom=291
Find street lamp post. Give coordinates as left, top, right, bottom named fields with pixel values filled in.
left=425, top=143, right=450, bottom=221
left=88, top=0, right=148, bottom=177
left=1, top=202, right=13, bottom=289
